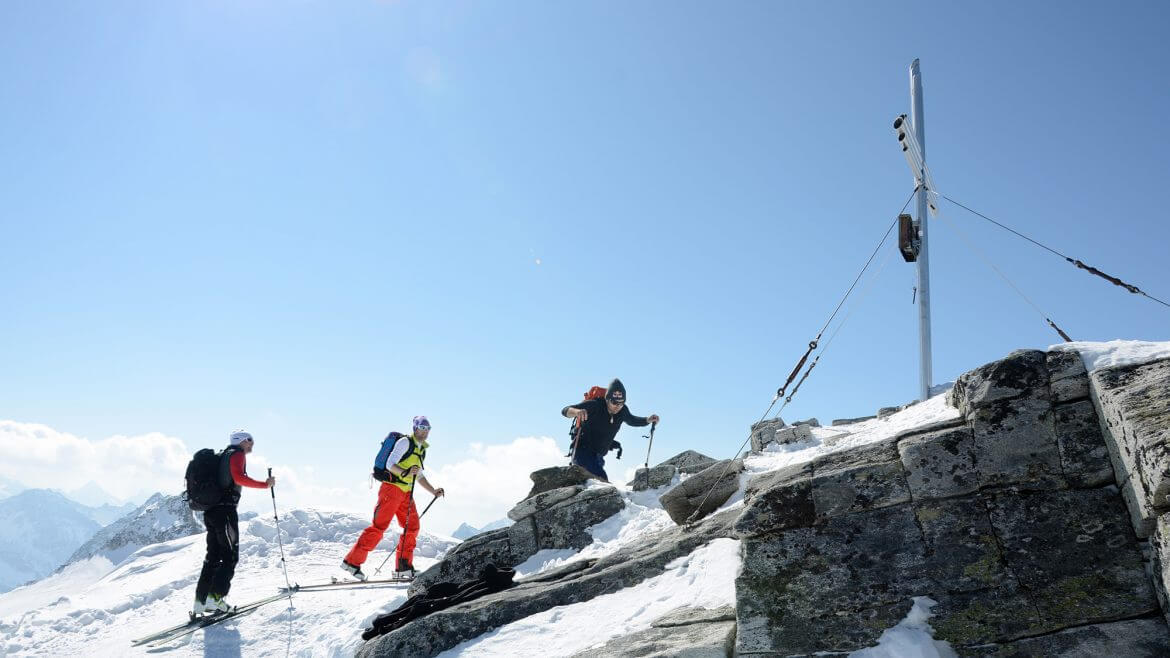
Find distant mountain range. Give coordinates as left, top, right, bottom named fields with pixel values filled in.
left=0, top=489, right=105, bottom=592
left=451, top=518, right=511, bottom=541
left=0, top=478, right=146, bottom=593
left=65, top=492, right=202, bottom=567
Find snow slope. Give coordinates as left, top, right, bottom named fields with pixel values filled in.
left=0, top=508, right=455, bottom=656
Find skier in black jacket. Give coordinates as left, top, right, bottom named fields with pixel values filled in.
left=561, top=378, right=659, bottom=482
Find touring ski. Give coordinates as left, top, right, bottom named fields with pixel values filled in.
left=280, top=575, right=413, bottom=593
left=131, top=591, right=293, bottom=647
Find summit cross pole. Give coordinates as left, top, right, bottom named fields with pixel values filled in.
left=910, top=58, right=933, bottom=401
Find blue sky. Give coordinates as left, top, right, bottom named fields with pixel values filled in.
left=2, top=2, right=1167, bottom=531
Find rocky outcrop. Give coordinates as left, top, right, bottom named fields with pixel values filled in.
left=658, top=450, right=718, bottom=475
left=735, top=348, right=1165, bottom=656
left=1089, top=357, right=1170, bottom=538
left=660, top=459, right=744, bottom=525
left=358, top=509, right=739, bottom=658
left=524, top=465, right=594, bottom=499
left=966, top=617, right=1170, bottom=656
left=410, top=484, right=624, bottom=596
left=568, top=606, right=737, bottom=658
left=628, top=464, right=678, bottom=491
left=1088, top=357, right=1170, bottom=625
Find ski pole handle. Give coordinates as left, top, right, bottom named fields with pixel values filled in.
left=268, top=467, right=275, bottom=498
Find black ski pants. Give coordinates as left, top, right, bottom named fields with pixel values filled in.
left=195, top=505, right=239, bottom=602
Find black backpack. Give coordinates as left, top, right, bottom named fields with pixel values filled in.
left=184, top=448, right=227, bottom=511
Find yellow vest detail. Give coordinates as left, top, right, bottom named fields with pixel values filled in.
left=390, top=436, right=428, bottom=492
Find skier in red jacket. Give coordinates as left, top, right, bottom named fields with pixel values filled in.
left=192, top=430, right=274, bottom=615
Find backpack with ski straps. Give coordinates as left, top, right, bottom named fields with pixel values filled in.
left=184, top=448, right=227, bottom=511
left=373, top=432, right=425, bottom=484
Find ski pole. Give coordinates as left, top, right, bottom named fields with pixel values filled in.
left=374, top=473, right=418, bottom=576
left=569, top=417, right=584, bottom=466
left=641, top=422, right=657, bottom=488
left=269, top=467, right=294, bottom=598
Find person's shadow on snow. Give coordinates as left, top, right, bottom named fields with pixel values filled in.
left=202, top=625, right=242, bottom=658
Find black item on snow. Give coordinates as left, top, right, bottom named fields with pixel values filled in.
left=184, top=448, right=227, bottom=511
left=360, top=564, right=518, bottom=641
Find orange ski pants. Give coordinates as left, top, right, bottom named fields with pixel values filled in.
left=345, top=482, right=419, bottom=567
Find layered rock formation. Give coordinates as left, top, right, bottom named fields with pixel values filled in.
left=356, top=347, right=1170, bottom=658
left=735, top=349, right=1170, bottom=656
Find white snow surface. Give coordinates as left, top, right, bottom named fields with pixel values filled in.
left=0, top=508, right=454, bottom=657
left=849, top=597, right=957, bottom=658
left=441, top=537, right=741, bottom=657
left=1052, top=338, right=1170, bottom=372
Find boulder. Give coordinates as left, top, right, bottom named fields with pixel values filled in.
left=735, top=438, right=910, bottom=538
left=524, top=465, right=594, bottom=500
left=1047, top=349, right=1090, bottom=403
left=508, top=485, right=583, bottom=522
left=1053, top=399, right=1114, bottom=488
left=627, top=464, right=678, bottom=491
left=357, top=509, right=739, bottom=658
left=749, top=418, right=786, bottom=453
left=1089, top=357, right=1170, bottom=538
left=568, top=606, right=737, bottom=658
left=753, top=424, right=814, bottom=452
left=898, top=425, right=979, bottom=500
left=968, top=394, right=1064, bottom=490
left=532, top=486, right=624, bottom=550
left=948, top=349, right=1049, bottom=416
left=411, top=485, right=624, bottom=595
left=658, top=450, right=719, bottom=475
left=984, top=487, right=1156, bottom=629
left=660, top=459, right=744, bottom=526
left=966, top=618, right=1170, bottom=657
left=736, top=505, right=932, bottom=655
left=832, top=415, right=876, bottom=426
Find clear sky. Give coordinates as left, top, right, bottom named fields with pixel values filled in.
left=2, top=1, right=1167, bottom=534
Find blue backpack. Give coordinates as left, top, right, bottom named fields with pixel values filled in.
left=372, top=432, right=418, bottom=483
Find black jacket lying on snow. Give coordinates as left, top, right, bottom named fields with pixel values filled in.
left=361, top=564, right=518, bottom=641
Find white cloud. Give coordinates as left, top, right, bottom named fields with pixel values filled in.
left=422, top=436, right=566, bottom=535
left=0, top=420, right=190, bottom=502
left=0, top=420, right=566, bottom=538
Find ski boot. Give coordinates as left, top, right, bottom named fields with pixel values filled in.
left=393, top=558, right=416, bottom=582
left=341, top=559, right=368, bottom=582
left=205, top=593, right=234, bottom=614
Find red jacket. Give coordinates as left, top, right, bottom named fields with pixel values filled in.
left=229, top=450, right=268, bottom=489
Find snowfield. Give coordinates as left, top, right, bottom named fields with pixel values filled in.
left=2, top=340, right=1162, bottom=657
left=0, top=509, right=453, bottom=657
